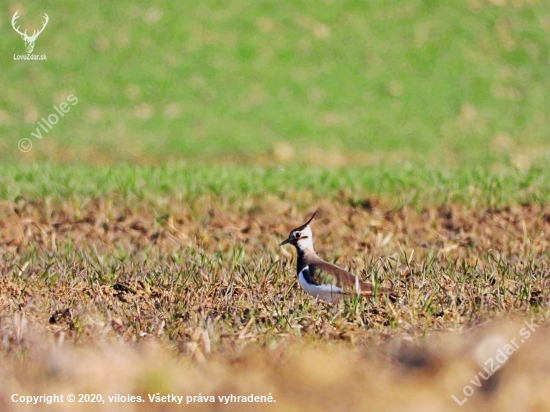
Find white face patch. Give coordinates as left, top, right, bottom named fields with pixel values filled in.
left=294, top=226, right=314, bottom=251
left=298, top=266, right=344, bottom=303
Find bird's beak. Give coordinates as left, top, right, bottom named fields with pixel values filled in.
left=279, top=238, right=290, bottom=246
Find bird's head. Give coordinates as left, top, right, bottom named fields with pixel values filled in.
left=279, top=212, right=316, bottom=251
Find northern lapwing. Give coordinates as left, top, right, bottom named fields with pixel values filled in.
left=279, top=212, right=396, bottom=303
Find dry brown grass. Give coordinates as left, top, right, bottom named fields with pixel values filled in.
left=1, top=196, right=549, bottom=411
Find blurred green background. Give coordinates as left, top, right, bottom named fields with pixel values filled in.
left=1, top=0, right=549, bottom=166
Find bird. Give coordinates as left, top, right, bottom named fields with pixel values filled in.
left=279, top=212, right=396, bottom=303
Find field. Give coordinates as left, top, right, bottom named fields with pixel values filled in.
left=2, top=1, right=550, bottom=411
left=2, top=0, right=550, bottom=164
left=2, top=166, right=550, bottom=411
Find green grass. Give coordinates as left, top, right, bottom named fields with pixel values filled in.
left=2, top=0, right=550, bottom=164
left=1, top=163, right=550, bottom=208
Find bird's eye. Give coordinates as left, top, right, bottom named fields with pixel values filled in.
left=294, top=232, right=301, bottom=239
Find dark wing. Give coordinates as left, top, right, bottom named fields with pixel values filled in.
left=310, top=261, right=396, bottom=299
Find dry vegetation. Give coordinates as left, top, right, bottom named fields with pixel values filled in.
left=1, top=195, right=550, bottom=411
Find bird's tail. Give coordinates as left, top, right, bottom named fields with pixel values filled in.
left=358, top=284, right=397, bottom=301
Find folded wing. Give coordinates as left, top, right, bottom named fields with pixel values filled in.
left=309, top=260, right=396, bottom=299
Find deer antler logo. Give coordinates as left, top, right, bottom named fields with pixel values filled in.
left=11, top=11, right=49, bottom=54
